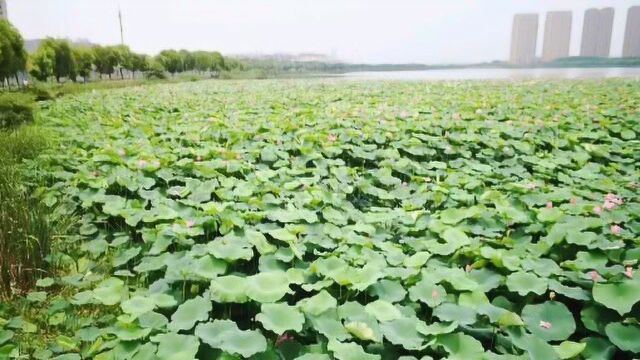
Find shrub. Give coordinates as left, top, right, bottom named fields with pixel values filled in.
left=145, top=62, right=167, bottom=80
left=0, top=93, right=36, bottom=128
left=25, top=84, right=56, bottom=101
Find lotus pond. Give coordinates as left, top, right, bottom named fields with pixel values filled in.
left=2, top=79, right=639, bottom=359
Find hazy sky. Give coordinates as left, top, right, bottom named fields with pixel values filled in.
left=7, top=0, right=640, bottom=64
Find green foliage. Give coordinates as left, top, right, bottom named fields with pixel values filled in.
left=2, top=79, right=640, bottom=359
left=0, top=124, right=64, bottom=298
left=71, top=47, right=93, bottom=81
left=0, top=93, right=35, bottom=128
left=0, top=19, right=28, bottom=83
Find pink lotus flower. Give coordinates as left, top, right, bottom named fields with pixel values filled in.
left=546, top=202, right=553, bottom=209
left=539, top=321, right=552, bottom=329
left=328, top=134, right=337, bottom=142
left=525, top=183, right=537, bottom=190
left=604, top=201, right=616, bottom=210
left=137, top=159, right=148, bottom=168
left=275, top=333, right=293, bottom=347
left=593, top=206, right=602, bottom=215
left=570, top=198, right=577, bottom=205
left=590, top=271, right=600, bottom=282
left=611, top=224, right=622, bottom=235
left=185, top=220, right=195, bottom=228
left=605, top=193, right=623, bottom=205
left=431, top=289, right=440, bottom=300
left=625, top=266, right=633, bottom=279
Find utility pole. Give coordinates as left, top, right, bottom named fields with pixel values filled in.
left=119, top=7, right=124, bottom=45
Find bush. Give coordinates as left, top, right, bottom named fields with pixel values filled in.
left=145, top=62, right=167, bottom=80
left=24, top=84, right=56, bottom=101
left=0, top=93, right=36, bottom=128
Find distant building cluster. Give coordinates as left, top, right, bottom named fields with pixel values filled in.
left=510, top=6, right=640, bottom=65
left=0, top=0, right=8, bottom=20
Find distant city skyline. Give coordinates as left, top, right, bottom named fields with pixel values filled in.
left=5, top=0, right=640, bottom=64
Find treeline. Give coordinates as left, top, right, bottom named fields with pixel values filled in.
left=0, top=19, right=241, bottom=87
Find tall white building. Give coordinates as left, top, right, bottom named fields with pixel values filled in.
left=0, top=0, right=7, bottom=20
left=542, top=11, right=572, bottom=62
left=580, top=8, right=615, bottom=57
left=510, top=14, right=539, bottom=65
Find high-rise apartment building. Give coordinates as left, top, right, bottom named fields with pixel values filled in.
left=580, top=8, right=615, bottom=57
left=622, top=6, right=640, bottom=57
left=510, top=14, right=539, bottom=65
left=542, top=11, right=572, bottom=62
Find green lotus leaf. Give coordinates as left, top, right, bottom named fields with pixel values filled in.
left=153, top=333, right=200, bottom=360
left=327, top=339, right=380, bottom=360
left=537, top=208, right=564, bottom=222
left=506, top=327, right=559, bottom=360
left=295, top=354, right=332, bottom=360
left=364, top=300, right=402, bottom=322
left=121, top=296, right=156, bottom=317
left=308, top=310, right=350, bottom=341
left=210, top=275, right=248, bottom=303
left=408, top=279, right=446, bottom=308
left=36, top=277, right=54, bottom=288
left=580, top=305, right=618, bottom=334
left=246, top=271, right=291, bottom=303
left=379, top=318, right=424, bottom=350
left=298, top=290, right=338, bottom=315
left=150, top=293, right=178, bottom=308
left=168, top=296, right=212, bottom=331
left=0, top=330, right=14, bottom=346
left=256, top=303, right=304, bottom=334
left=268, top=228, right=297, bottom=241
left=109, top=322, right=151, bottom=341
left=581, top=337, right=616, bottom=360
left=195, top=319, right=267, bottom=357
left=93, top=278, right=127, bottom=306
left=439, top=207, right=475, bottom=225
left=506, top=272, right=547, bottom=296
left=417, top=321, right=458, bottom=336
left=138, top=311, right=168, bottom=329
left=368, top=280, right=407, bottom=303
left=592, top=278, right=640, bottom=315
left=433, top=303, right=477, bottom=325
left=345, top=321, right=377, bottom=341
left=521, top=302, right=576, bottom=341
left=207, top=239, right=253, bottom=261
left=547, top=280, right=590, bottom=301
left=403, top=252, right=431, bottom=268
left=604, top=322, right=640, bottom=353
left=435, top=332, right=485, bottom=360
left=553, top=341, right=586, bottom=359
left=191, top=255, right=228, bottom=279
left=441, top=227, right=471, bottom=248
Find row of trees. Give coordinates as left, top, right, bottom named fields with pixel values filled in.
left=0, top=19, right=241, bottom=86
left=0, top=20, right=28, bottom=87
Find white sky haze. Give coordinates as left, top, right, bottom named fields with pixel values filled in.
left=7, top=0, right=640, bottom=64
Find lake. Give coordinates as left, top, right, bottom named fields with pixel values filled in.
left=340, top=67, right=640, bottom=81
